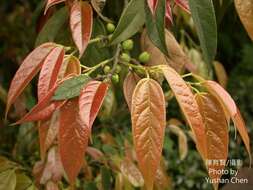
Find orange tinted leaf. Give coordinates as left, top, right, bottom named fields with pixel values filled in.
left=204, top=80, right=251, bottom=160
left=213, top=61, right=228, bottom=88
left=59, top=55, right=81, bottom=79
left=131, top=78, right=166, bottom=190
left=38, top=46, right=65, bottom=101
left=6, top=43, right=57, bottom=117
left=79, top=81, right=108, bottom=130
left=70, top=1, right=93, bottom=57
left=123, top=72, right=140, bottom=110
left=39, top=121, right=50, bottom=159
left=175, top=0, right=190, bottom=13
left=147, top=0, right=157, bottom=14
left=44, top=0, right=65, bottom=14
left=161, top=65, right=207, bottom=158
left=15, top=85, right=61, bottom=124
left=195, top=93, right=228, bottom=190
left=59, top=98, right=89, bottom=184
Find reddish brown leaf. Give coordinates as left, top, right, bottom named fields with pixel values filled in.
left=123, top=72, right=141, bottom=110
left=195, top=93, right=228, bottom=190
left=70, top=1, right=93, bottom=57
left=15, top=85, right=60, bottom=124
left=38, top=46, right=65, bottom=101
left=6, top=43, right=57, bottom=117
left=86, top=147, right=104, bottom=161
left=161, top=65, right=207, bottom=158
left=79, top=81, right=108, bottom=130
left=147, top=0, right=158, bottom=14
left=131, top=78, right=166, bottom=190
left=165, top=0, right=173, bottom=24
left=204, top=80, right=251, bottom=160
left=59, top=98, right=89, bottom=184
left=39, top=121, right=50, bottom=159
left=44, top=0, right=66, bottom=14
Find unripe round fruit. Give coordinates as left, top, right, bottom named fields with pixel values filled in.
left=138, top=51, right=150, bottom=63
left=120, top=53, right=131, bottom=62
left=103, top=65, right=111, bottom=74
left=106, top=23, right=115, bottom=33
left=122, top=39, right=134, bottom=50
left=115, top=65, right=121, bottom=73
left=112, top=74, right=119, bottom=83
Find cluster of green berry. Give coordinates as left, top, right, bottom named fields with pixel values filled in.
left=104, top=23, right=151, bottom=83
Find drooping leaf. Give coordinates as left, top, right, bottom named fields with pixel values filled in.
left=15, top=85, right=61, bottom=124
left=0, top=169, right=16, bottom=190
left=165, top=0, right=172, bottom=24
left=168, top=124, right=188, bottom=160
left=59, top=98, right=89, bottom=184
left=53, top=74, right=90, bottom=100
left=70, top=1, right=93, bottom=57
left=38, top=46, right=65, bottom=101
left=141, top=29, right=193, bottom=73
left=235, top=0, right=253, bottom=41
left=188, top=0, right=217, bottom=64
left=123, top=72, right=141, bottom=110
left=36, top=7, right=68, bottom=46
left=39, top=121, right=50, bottom=159
left=145, top=0, right=168, bottom=56
left=120, top=158, right=144, bottom=187
left=91, top=0, right=112, bottom=23
left=147, top=0, right=157, bottom=14
left=161, top=65, right=207, bottom=158
left=6, top=43, right=57, bottom=117
left=204, top=80, right=251, bottom=162
left=195, top=93, right=228, bottom=190
left=131, top=78, right=166, bottom=190
left=44, top=0, right=65, bottom=14
left=79, top=81, right=108, bottom=130
left=101, top=166, right=111, bottom=190
left=110, top=0, right=145, bottom=45
left=15, top=173, right=33, bottom=190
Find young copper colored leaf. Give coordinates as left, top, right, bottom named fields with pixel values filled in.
left=235, top=0, right=253, bottom=41
left=175, top=0, right=190, bottom=13
left=58, top=55, right=81, bottom=79
left=123, top=72, right=140, bottom=110
left=38, top=46, right=65, bottom=101
left=70, top=1, right=93, bottom=57
left=147, top=0, right=157, bottom=14
left=38, top=121, right=50, bottom=159
left=161, top=65, right=207, bottom=159
left=131, top=78, right=166, bottom=190
left=59, top=98, right=89, bottom=184
left=204, top=80, right=251, bottom=162
left=44, top=0, right=65, bottom=14
left=15, top=84, right=60, bottom=124
left=195, top=93, right=228, bottom=190
left=6, top=42, right=57, bottom=117
left=79, top=81, right=108, bottom=130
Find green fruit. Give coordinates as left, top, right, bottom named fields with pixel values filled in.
left=115, top=65, right=121, bottom=73
left=122, top=39, right=134, bottom=50
left=138, top=51, right=150, bottom=63
left=120, top=53, right=131, bottom=62
left=103, top=65, right=111, bottom=74
left=112, top=74, right=119, bottom=83
left=106, top=23, right=115, bottom=33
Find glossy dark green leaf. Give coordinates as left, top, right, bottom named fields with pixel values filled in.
left=53, top=75, right=90, bottom=100
left=145, top=0, right=168, bottom=56
left=35, top=7, right=68, bottom=46
left=110, top=0, right=145, bottom=45
left=188, top=0, right=217, bottom=64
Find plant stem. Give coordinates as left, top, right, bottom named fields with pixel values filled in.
left=86, top=58, right=114, bottom=75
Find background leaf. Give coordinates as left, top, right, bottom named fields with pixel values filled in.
left=110, top=0, right=145, bottom=45
left=188, top=0, right=217, bottom=64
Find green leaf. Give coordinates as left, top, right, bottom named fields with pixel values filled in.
left=15, top=173, right=33, bottom=190
left=53, top=75, right=91, bottom=100
left=145, top=0, right=168, bottom=56
left=188, top=0, right=217, bottom=64
left=110, top=0, right=145, bottom=45
left=35, top=7, right=68, bottom=46
left=0, top=170, right=16, bottom=190
left=101, top=166, right=111, bottom=190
